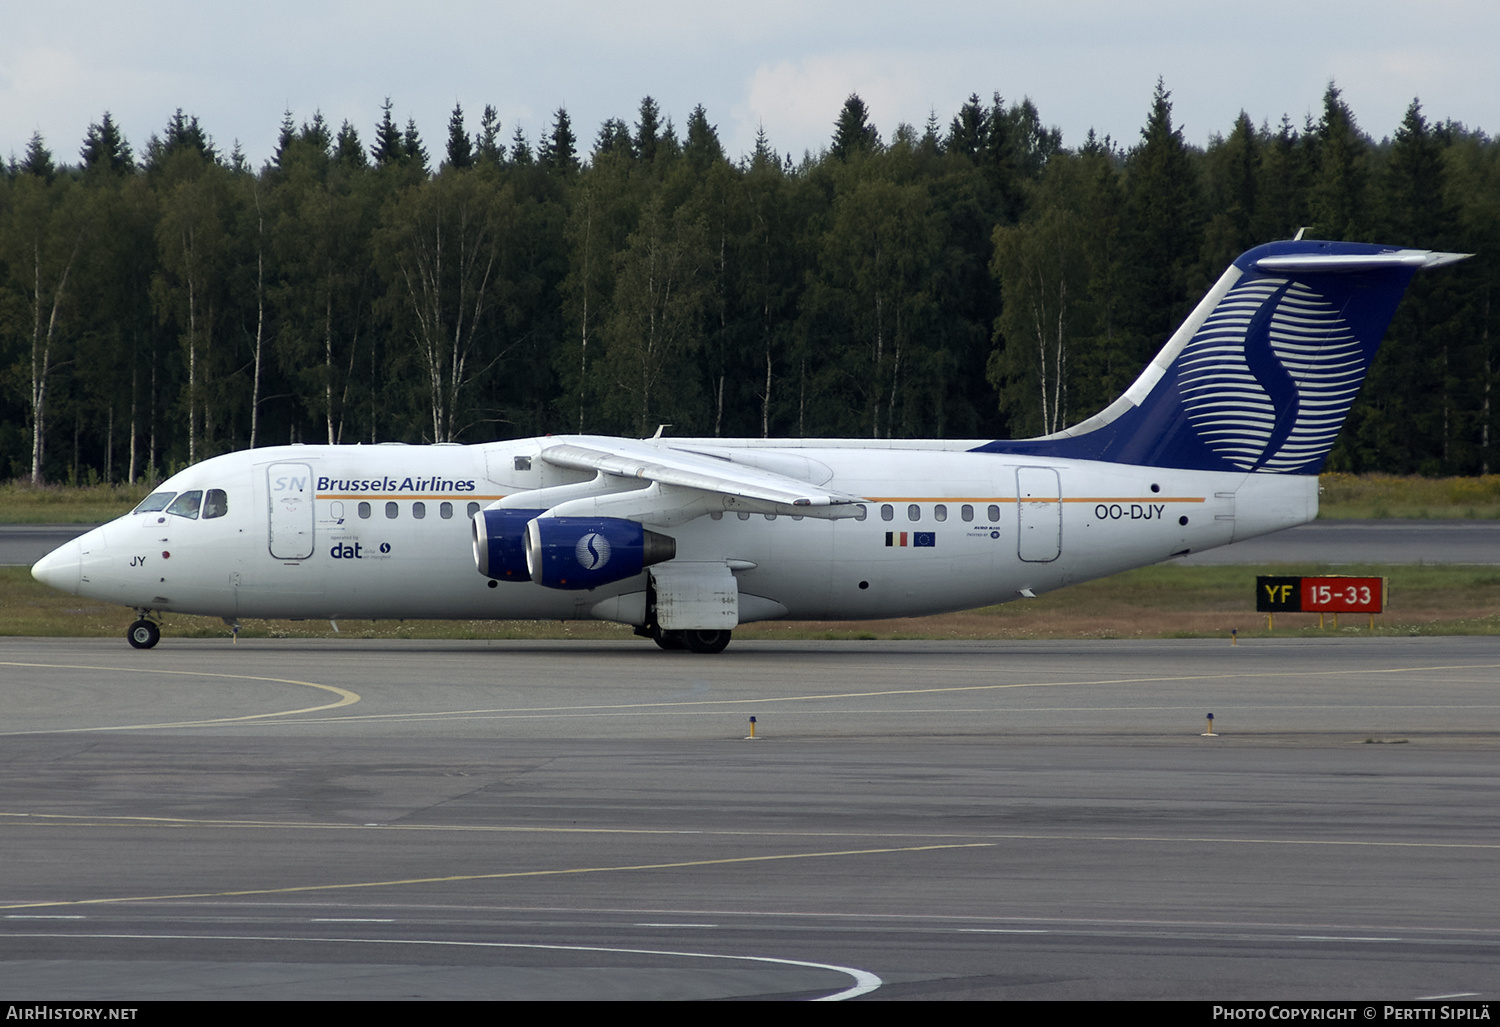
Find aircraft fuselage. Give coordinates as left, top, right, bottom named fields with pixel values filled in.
left=38, top=437, right=1314, bottom=626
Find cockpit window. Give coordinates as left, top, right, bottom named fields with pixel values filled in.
left=203, top=489, right=229, bottom=519
left=134, top=492, right=176, bottom=514
left=165, top=490, right=203, bottom=519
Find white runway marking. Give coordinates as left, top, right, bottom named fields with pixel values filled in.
left=0, top=932, right=882, bottom=1001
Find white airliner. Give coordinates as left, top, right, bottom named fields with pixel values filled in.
left=32, top=240, right=1466, bottom=652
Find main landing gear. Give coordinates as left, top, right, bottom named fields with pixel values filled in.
left=127, top=616, right=161, bottom=650
left=649, top=626, right=732, bottom=654
left=642, top=625, right=733, bottom=654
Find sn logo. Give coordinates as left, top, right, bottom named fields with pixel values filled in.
left=575, top=532, right=611, bottom=570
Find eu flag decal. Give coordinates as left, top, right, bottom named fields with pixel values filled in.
left=913, top=532, right=936, bottom=547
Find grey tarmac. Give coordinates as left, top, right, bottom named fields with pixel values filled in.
left=1175, top=518, right=1500, bottom=565
left=0, top=525, right=93, bottom=567
left=0, top=635, right=1496, bottom=1000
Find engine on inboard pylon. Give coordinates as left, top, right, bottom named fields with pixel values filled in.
left=524, top=516, right=676, bottom=590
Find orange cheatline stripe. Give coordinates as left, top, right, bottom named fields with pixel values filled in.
left=1065, top=496, right=1205, bottom=503
left=320, top=493, right=1207, bottom=504
left=863, top=496, right=1205, bottom=504
left=318, top=494, right=508, bottom=501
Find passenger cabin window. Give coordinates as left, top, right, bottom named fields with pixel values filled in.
left=203, top=489, right=228, bottom=519
left=412, top=501, right=426, bottom=519
left=880, top=504, right=894, bottom=521
left=934, top=504, right=947, bottom=522
left=987, top=504, right=1001, bottom=521
left=358, top=502, right=371, bottom=519
left=135, top=492, right=175, bottom=514
left=466, top=502, right=480, bottom=518
left=854, top=505, right=867, bottom=521
left=961, top=504, right=974, bottom=522
left=907, top=504, right=920, bottom=522
left=385, top=502, right=399, bottom=519
left=440, top=502, right=453, bottom=519
left=166, top=491, right=203, bottom=519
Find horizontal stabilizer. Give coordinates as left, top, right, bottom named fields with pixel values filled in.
left=1255, top=250, right=1470, bottom=273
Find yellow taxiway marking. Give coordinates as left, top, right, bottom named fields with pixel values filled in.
left=264, top=662, right=1500, bottom=725
left=0, top=842, right=991, bottom=911
left=0, top=661, right=360, bottom=729
left=1, top=813, right=1495, bottom=852
left=1, top=821, right=1494, bottom=913
left=8, top=658, right=1496, bottom=731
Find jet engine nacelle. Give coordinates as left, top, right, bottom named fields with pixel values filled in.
left=473, top=508, right=546, bottom=581
left=524, top=516, right=676, bottom=590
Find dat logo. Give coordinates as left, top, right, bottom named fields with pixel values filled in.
left=330, top=542, right=393, bottom=559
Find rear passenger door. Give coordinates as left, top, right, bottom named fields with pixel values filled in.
left=1016, top=466, right=1061, bottom=562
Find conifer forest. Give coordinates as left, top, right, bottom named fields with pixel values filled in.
left=2, top=84, right=1497, bottom=486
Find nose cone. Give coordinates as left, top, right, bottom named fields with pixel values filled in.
left=32, top=538, right=82, bottom=595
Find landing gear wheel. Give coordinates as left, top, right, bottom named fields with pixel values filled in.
left=127, top=619, right=161, bottom=650
left=652, top=627, right=686, bottom=651
left=681, top=629, right=731, bottom=654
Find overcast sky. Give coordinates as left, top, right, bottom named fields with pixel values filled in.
left=3, top=1, right=1496, bottom=169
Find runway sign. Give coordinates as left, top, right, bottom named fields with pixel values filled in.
left=1256, top=575, right=1386, bottom=613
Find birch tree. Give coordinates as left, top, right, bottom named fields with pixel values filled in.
left=152, top=149, right=234, bottom=464
left=601, top=195, right=708, bottom=435
left=989, top=209, right=1086, bottom=436
left=377, top=168, right=516, bottom=441
left=2, top=174, right=88, bottom=483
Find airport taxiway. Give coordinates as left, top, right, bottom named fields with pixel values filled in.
left=0, top=635, right=1496, bottom=1000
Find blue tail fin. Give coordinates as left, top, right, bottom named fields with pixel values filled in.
left=974, top=240, right=1468, bottom=473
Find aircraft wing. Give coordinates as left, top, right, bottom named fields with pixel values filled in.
left=539, top=440, right=866, bottom=512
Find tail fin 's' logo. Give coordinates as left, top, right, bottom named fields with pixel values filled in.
left=575, top=532, right=611, bottom=570
left=1176, top=277, right=1363, bottom=473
